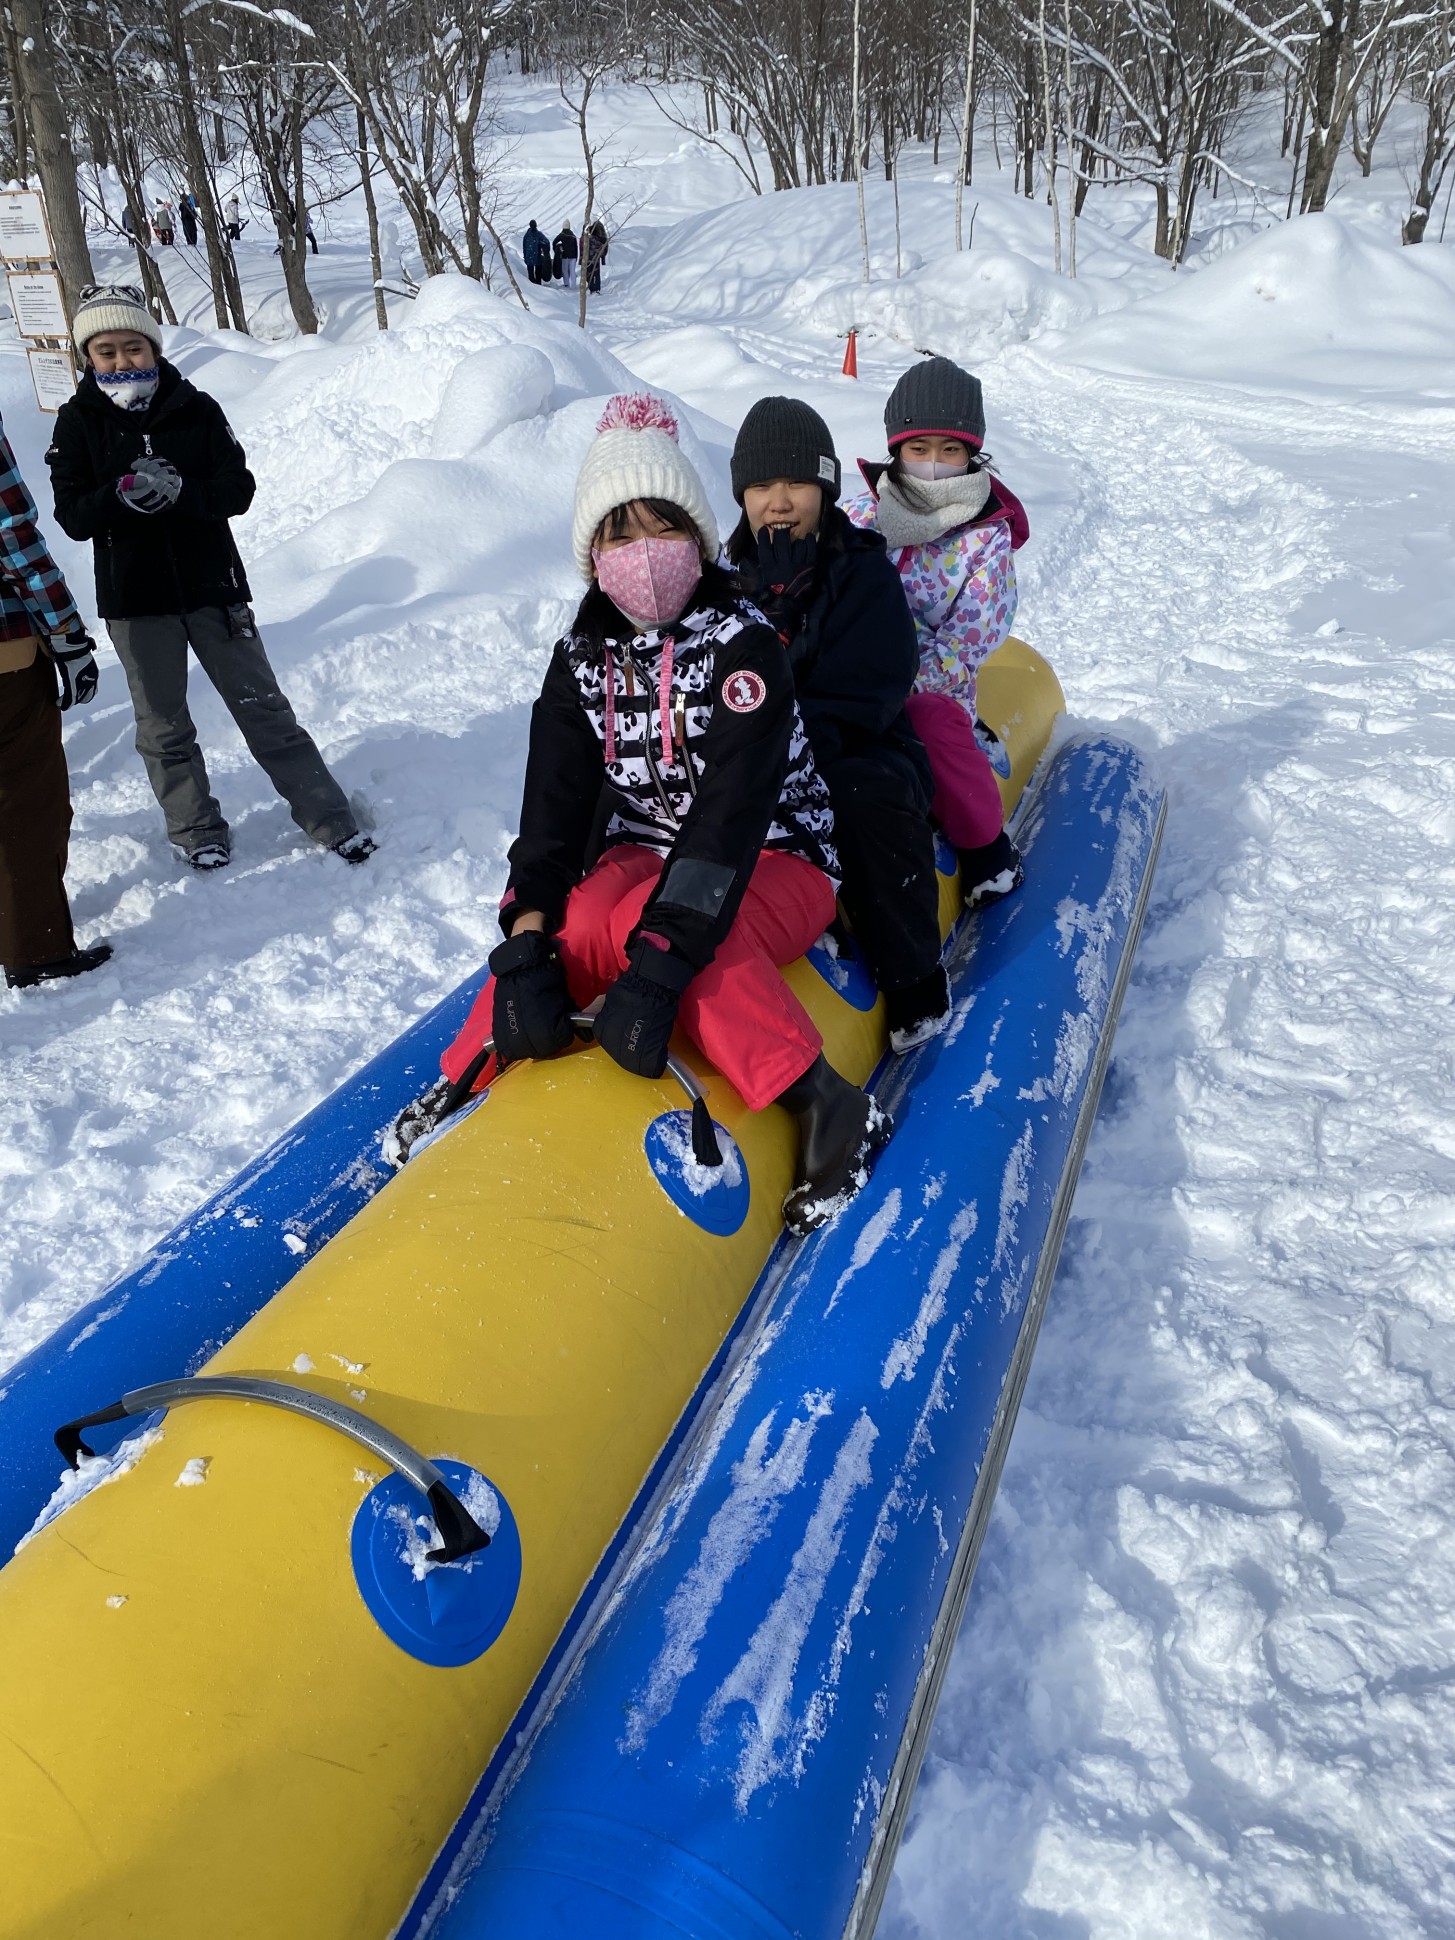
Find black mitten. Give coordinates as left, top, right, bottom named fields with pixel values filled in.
left=489, top=930, right=574, bottom=1062
left=596, top=937, right=696, bottom=1079
left=749, top=526, right=818, bottom=640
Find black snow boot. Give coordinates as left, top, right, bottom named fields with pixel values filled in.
left=883, top=964, right=951, bottom=1054
left=5, top=941, right=113, bottom=990
left=776, top=1054, right=893, bottom=1237
left=958, top=830, right=1023, bottom=909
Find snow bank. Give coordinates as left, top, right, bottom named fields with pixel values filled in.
left=1055, top=213, right=1455, bottom=400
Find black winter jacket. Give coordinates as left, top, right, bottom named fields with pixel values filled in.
left=46, top=361, right=254, bottom=620
left=507, top=573, right=838, bottom=971
left=739, top=505, right=931, bottom=791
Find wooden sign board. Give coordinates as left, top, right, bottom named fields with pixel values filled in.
left=7, top=269, right=69, bottom=340
left=27, top=348, right=77, bottom=415
left=0, top=190, right=53, bottom=262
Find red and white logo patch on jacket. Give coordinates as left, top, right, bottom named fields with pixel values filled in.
left=721, top=668, right=767, bottom=713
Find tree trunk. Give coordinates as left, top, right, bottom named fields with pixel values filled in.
left=164, top=0, right=236, bottom=330
left=357, top=107, right=389, bottom=330
left=8, top=0, right=94, bottom=311
left=1, top=25, right=30, bottom=180
left=284, top=104, right=320, bottom=334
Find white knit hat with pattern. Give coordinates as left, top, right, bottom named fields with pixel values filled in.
left=571, top=394, right=719, bottom=580
left=72, top=287, right=163, bottom=358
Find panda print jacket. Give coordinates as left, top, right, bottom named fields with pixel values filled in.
left=504, top=568, right=839, bottom=972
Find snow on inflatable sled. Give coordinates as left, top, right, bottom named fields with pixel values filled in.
left=0, top=639, right=1164, bottom=1940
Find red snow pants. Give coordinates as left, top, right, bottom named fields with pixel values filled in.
left=903, top=691, right=1004, bottom=851
left=441, top=845, right=835, bottom=1112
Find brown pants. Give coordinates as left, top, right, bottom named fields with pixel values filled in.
left=0, top=650, right=75, bottom=969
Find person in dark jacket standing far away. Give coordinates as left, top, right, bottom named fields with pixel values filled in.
left=728, top=397, right=951, bottom=1054
left=46, top=286, right=373, bottom=872
left=0, top=418, right=111, bottom=989
left=430, top=393, right=890, bottom=1235
left=554, top=220, right=578, bottom=289
left=584, top=219, right=609, bottom=294
left=522, top=220, right=550, bottom=285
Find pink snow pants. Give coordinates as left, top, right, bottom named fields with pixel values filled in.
left=442, top=845, right=835, bottom=1111
left=904, top=692, right=1005, bottom=851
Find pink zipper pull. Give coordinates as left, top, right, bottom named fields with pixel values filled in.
left=658, top=636, right=674, bottom=766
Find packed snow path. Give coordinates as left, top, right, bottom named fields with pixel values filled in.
left=4, top=215, right=1455, bottom=1933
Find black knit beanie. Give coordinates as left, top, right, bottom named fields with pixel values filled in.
left=884, top=357, right=985, bottom=451
left=730, top=396, right=841, bottom=503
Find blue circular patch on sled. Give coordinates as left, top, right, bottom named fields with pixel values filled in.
left=806, top=936, right=878, bottom=1011
left=644, top=1111, right=750, bottom=1236
left=351, top=1459, right=522, bottom=1667
left=933, top=833, right=958, bottom=877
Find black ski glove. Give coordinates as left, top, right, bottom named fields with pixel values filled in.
left=750, top=526, right=818, bottom=641
left=489, top=929, right=574, bottom=1063
left=596, top=935, right=696, bottom=1080
left=51, top=628, right=100, bottom=710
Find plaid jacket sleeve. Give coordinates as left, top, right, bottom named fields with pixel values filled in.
left=0, top=425, right=80, bottom=636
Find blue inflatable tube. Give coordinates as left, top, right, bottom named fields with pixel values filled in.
left=0, top=969, right=486, bottom=1559
left=421, top=731, right=1165, bottom=1940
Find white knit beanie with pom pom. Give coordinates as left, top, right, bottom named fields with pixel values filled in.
left=572, top=393, right=720, bottom=580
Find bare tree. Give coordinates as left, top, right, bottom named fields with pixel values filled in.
left=8, top=0, right=94, bottom=308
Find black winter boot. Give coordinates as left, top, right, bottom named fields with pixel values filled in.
left=958, top=830, right=1023, bottom=908
left=776, top=1054, right=893, bottom=1236
left=5, top=942, right=113, bottom=990
left=883, top=965, right=951, bottom=1054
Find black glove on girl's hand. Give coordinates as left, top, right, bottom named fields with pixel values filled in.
left=596, top=936, right=697, bottom=1079
left=52, top=629, right=100, bottom=710
left=750, top=526, right=818, bottom=638
left=489, top=929, right=574, bottom=1062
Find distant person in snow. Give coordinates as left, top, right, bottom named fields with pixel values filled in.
left=522, top=219, right=550, bottom=285
left=583, top=218, right=609, bottom=294
left=224, top=195, right=244, bottom=242
left=845, top=357, right=1029, bottom=912
left=152, top=201, right=174, bottom=247
left=0, top=416, right=111, bottom=990
left=554, top=221, right=578, bottom=289
left=728, top=397, right=950, bottom=1055
left=423, top=393, right=889, bottom=1235
left=179, top=193, right=198, bottom=248
left=45, top=287, right=374, bottom=875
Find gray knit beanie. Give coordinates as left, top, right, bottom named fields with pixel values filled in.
left=730, top=396, right=840, bottom=503
left=71, top=285, right=164, bottom=359
left=884, top=357, right=985, bottom=451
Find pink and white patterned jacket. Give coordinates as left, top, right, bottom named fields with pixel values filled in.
left=844, top=468, right=1029, bottom=712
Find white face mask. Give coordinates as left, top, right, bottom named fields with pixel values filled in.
left=901, top=457, right=970, bottom=481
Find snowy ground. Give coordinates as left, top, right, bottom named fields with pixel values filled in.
left=4, top=84, right=1455, bottom=1938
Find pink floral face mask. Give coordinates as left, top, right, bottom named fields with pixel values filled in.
left=593, top=535, right=702, bottom=632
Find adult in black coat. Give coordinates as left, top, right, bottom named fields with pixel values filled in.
left=47, top=286, right=369, bottom=871
left=728, top=395, right=949, bottom=1052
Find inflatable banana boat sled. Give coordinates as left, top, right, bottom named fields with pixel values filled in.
left=0, top=641, right=1165, bottom=1940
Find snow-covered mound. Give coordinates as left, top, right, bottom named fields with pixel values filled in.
left=1055, top=212, right=1455, bottom=400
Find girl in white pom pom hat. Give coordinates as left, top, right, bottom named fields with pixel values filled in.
left=435, top=393, right=891, bottom=1235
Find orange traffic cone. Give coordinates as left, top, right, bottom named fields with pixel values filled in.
left=842, top=329, right=858, bottom=379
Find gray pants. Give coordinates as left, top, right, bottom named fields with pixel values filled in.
left=107, top=608, right=355, bottom=855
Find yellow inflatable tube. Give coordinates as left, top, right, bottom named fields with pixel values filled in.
left=0, top=642, right=1062, bottom=1940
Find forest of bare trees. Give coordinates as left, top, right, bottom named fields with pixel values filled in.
left=5, top=0, right=1453, bottom=341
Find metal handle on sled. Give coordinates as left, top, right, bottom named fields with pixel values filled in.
left=53, top=1376, right=490, bottom=1564
left=442, top=1010, right=723, bottom=1168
